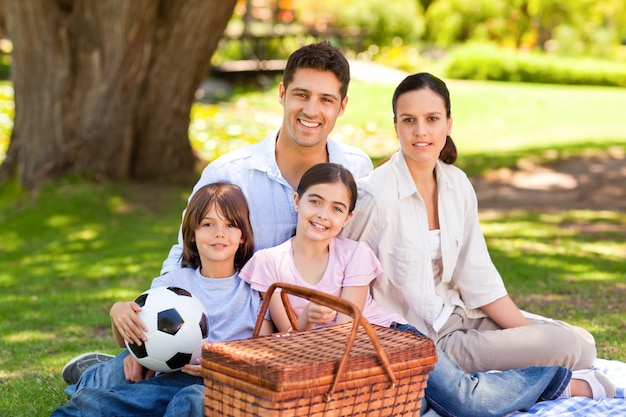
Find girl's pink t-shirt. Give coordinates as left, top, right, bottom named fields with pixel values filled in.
left=240, top=236, right=406, bottom=327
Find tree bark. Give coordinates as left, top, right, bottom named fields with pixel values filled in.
left=2, top=0, right=236, bottom=190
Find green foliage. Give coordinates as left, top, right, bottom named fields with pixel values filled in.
left=327, top=0, right=424, bottom=47
left=422, top=0, right=626, bottom=57
left=444, top=43, right=626, bottom=86
left=0, top=53, right=11, bottom=80
left=425, top=0, right=507, bottom=45
left=0, top=82, right=14, bottom=162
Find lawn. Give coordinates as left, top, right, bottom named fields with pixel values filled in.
left=1, top=76, right=625, bottom=416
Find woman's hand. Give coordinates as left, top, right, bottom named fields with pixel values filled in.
left=480, top=295, right=531, bottom=329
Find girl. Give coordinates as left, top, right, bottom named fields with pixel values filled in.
left=241, top=162, right=614, bottom=417
left=52, top=182, right=273, bottom=417
left=341, top=72, right=598, bottom=375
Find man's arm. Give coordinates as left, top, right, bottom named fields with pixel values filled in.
left=160, top=227, right=184, bottom=275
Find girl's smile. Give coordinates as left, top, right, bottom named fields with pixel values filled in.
left=294, top=182, right=353, bottom=243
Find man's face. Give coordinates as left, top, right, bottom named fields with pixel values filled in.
left=278, top=68, right=348, bottom=150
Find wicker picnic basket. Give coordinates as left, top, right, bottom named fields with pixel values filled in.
left=201, top=283, right=437, bottom=416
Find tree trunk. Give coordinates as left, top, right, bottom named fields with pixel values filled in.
left=2, top=0, right=236, bottom=190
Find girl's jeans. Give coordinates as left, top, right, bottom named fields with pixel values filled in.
left=390, top=323, right=570, bottom=417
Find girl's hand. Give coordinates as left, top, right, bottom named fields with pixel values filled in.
left=304, top=301, right=337, bottom=325
left=110, top=301, right=148, bottom=346
left=181, top=361, right=203, bottom=377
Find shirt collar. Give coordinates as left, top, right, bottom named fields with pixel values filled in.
left=250, top=129, right=342, bottom=179
left=249, top=130, right=281, bottom=178
left=392, top=151, right=456, bottom=199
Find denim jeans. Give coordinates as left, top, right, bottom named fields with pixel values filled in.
left=52, top=350, right=204, bottom=417
left=55, top=337, right=571, bottom=417
left=390, top=323, right=571, bottom=417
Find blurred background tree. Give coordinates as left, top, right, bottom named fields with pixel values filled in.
left=0, top=0, right=236, bottom=190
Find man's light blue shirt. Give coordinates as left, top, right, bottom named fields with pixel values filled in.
left=161, top=130, right=373, bottom=275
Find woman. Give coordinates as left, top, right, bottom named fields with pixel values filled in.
left=242, top=162, right=613, bottom=417
left=341, top=73, right=597, bottom=374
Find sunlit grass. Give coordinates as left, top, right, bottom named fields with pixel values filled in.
left=480, top=208, right=626, bottom=360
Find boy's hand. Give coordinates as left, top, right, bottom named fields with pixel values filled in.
left=123, top=353, right=155, bottom=382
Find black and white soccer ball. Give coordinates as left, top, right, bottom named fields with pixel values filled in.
left=125, top=286, right=208, bottom=372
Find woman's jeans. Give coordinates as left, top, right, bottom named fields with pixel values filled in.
left=51, top=350, right=204, bottom=417
left=390, top=323, right=570, bottom=417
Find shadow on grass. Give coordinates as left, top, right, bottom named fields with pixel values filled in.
left=456, top=140, right=626, bottom=176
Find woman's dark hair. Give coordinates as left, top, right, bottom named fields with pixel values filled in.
left=296, top=162, right=357, bottom=213
left=391, top=72, right=458, bottom=164
left=283, top=41, right=350, bottom=100
left=181, top=182, right=254, bottom=270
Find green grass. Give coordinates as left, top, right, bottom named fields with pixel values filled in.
left=0, top=176, right=193, bottom=416
left=1, top=77, right=626, bottom=416
left=187, top=78, right=626, bottom=166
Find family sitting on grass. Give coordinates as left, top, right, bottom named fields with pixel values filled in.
left=51, top=42, right=615, bottom=417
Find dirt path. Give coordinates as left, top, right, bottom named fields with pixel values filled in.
left=471, top=148, right=626, bottom=212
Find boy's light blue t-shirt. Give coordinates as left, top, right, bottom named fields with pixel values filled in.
left=151, top=268, right=262, bottom=343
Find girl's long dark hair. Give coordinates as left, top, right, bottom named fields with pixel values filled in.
left=297, top=163, right=357, bottom=213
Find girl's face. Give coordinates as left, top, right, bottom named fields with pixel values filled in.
left=394, top=88, right=452, bottom=166
left=194, top=204, right=243, bottom=271
left=294, top=182, right=353, bottom=243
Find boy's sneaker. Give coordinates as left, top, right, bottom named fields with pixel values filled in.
left=61, top=352, right=115, bottom=385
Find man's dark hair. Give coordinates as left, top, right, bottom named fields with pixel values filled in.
left=283, top=41, right=350, bottom=99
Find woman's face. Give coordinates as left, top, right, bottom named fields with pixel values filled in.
left=394, top=88, right=452, bottom=166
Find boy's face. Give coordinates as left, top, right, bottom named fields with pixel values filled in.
left=194, top=204, right=243, bottom=275
left=278, top=68, right=348, bottom=150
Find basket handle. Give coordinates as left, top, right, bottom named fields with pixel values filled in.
left=252, top=282, right=398, bottom=401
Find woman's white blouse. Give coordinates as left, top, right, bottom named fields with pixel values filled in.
left=341, top=151, right=507, bottom=338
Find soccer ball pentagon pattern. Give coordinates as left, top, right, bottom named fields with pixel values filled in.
left=125, top=286, right=208, bottom=372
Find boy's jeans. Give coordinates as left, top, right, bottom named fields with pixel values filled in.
left=53, top=350, right=204, bottom=417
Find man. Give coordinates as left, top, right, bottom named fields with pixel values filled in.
left=59, top=39, right=371, bottom=398
left=160, top=41, right=372, bottom=272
